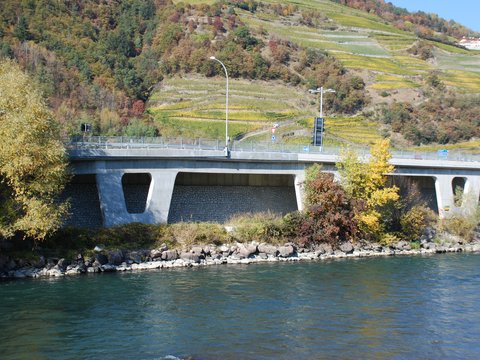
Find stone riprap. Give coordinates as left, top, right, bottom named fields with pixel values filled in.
left=2, top=235, right=480, bottom=280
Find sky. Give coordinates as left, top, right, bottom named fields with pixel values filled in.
left=391, top=0, right=480, bottom=32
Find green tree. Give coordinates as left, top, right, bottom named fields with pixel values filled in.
left=0, top=60, right=69, bottom=240
left=13, top=16, right=32, bottom=42
left=337, top=139, right=399, bottom=240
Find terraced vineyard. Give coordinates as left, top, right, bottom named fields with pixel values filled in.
left=166, top=0, right=480, bottom=149
left=148, top=76, right=311, bottom=139
left=236, top=0, right=480, bottom=94
left=148, top=76, right=383, bottom=145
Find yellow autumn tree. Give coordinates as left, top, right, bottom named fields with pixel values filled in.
left=0, top=60, right=69, bottom=240
left=337, top=139, right=399, bottom=240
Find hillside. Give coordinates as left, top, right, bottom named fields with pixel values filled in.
left=1, top=0, right=479, bottom=148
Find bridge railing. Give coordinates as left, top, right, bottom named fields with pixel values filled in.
left=66, top=136, right=480, bottom=163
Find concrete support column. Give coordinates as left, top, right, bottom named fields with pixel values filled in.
left=435, top=175, right=455, bottom=219
left=145, top=171, right=178, bottom=224
left=96, top=172, right=129, bottom=227
left=294, top=172, right=305, bottom=211
left=96, top=170, right=178, bottom=227
left=463, top=175, right=480, bottom=215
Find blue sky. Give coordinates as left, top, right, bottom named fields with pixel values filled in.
left=391, top=0, right=479, bottom=32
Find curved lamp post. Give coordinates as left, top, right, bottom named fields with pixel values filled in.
left=209, top=56, right=229, bottom=156
left=308, top=86, right=336, bottom=150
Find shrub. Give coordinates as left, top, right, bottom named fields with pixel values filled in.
left=400, top=205, right=436, bottom=242
left=441, top=205, right=480, bottom=242
left=300, top=167, right=359, bottom=248
left=380, top=233, right=400, bottom=246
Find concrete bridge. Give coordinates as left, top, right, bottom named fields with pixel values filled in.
left=66, top=139, right=480, bottom=228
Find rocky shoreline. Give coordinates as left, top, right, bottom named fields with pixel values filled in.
left=2, top=233, right=480, bottom=280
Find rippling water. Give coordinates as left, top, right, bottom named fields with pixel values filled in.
left=1, top=253, right=480, bottom=359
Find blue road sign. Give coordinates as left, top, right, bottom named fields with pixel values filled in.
left=438, top=149, right=449, bottom=159
left=272, top=135, right=276, bottom=141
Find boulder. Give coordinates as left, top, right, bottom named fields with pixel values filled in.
left=13, top=270, right=27, bottom=278
left=150, top=248, right=163, bottom=259
left=394, top=240, right=411, bottom=251
left=436, top=246, right=447, bottom=253
left=219, top=245, right=231, bottom=256
left=101, top=264, right=117, bottom=272
left=318, top=243, right=333, bottom=255
left=278, top=244, right=296, bottom=258
left=45, top=258, right=57, bottom=270
left=423, top=242, right=437, bottom=250
left=258, top=244, right=278, bottom=256
left=84, top=257, right=94, bottom=267
left=161, top=250, right=178, bottom=261
left=57, top=258, right=71, bottom=270
left=95, top=253, right=108, bottom=265
left=202, top=245, right=213, bottom=256
left=180, top=252, right=201, bottom=263
left=77, top=263, right=87, bottom=273
left=127, top=251, right=143, bottom=264
left=94, top=244, right=105, bottom=252
left=424, top=227, right=436, bottom=241
left=46, top=267, right=64, bottom=277
left=339, top=241, right=354, bottom=254
left=236, top=243, right=257, bottom=258
left=108, top=250, right=124, bottom=265
left=191, top=246, right=204, bottom=256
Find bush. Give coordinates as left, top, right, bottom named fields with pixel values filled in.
left=400, top=205, right=436, bottom=242
left=441, top=206, right=480, bottom=242
left=300, top=167, right=359, bottom=248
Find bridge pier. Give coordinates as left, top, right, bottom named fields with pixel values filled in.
left=146, top=171, right=178, bottom=224
left=96, top=171, right=177, bottom=226
left=294, top=173, right=305, bottom=211
left=435, top=175, right=480, bottom=218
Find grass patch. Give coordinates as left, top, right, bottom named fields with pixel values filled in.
left=333, top=52, right=412, bottom=74
left=226, top=212, right=287, bottom=244
left=440, top=70, right=480, bottom=92
left=406, top=140, right=480, bottom=154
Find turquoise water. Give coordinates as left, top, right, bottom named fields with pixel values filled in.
left=1, top=253, right=480, bottom=359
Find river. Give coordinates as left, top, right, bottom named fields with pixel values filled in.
left=1, top=253, right=480, bottom=359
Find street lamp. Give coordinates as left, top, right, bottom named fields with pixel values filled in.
left=308, top=86, right=336, bottom=150
left=209, top=56, right=229, bottom=157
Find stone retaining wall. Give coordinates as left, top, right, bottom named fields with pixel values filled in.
left=168, top=185, right=298, bottom=223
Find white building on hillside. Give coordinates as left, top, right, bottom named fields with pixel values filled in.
left=458, top=37, right=480, bottom=50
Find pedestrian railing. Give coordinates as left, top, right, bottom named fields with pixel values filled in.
left=66, top=136, right=480, bottom=163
